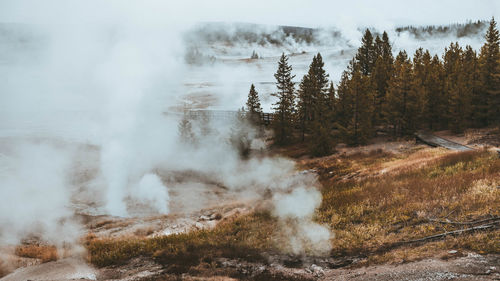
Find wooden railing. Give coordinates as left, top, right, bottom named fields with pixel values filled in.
left=172, top=110, right=274, bottom=126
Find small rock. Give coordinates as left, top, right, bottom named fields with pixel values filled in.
left=310, top=264, right=324, bottom=277
left=209, top=213, right=222, bottom=220
left=448, top=250, right=458, bottom=254
left=198, top=215, right=210, bottom=221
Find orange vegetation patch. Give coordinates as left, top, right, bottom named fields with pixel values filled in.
left=0, top=260, right=8, bottom=278
left=14, top=244, right=58, bottom=263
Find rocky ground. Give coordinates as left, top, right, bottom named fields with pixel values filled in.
left=2, top=252, right=498, bottom=280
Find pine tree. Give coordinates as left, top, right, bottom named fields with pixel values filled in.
left=443, top=42, right=470, bottom=132
left=478, top=17, right=500, bottom=125
left=346, top=60, right=374, bottom=144
left=246, top=84, right=262, bottom=125
left=463, top=46, right=481, bottom=127
left=308, top=53, right=330, bottom=126
left=374, top=35, right=383, bottom=58
left=297, top=53, right=330, bottom=143
left=385, top=51, right=420, bottom=136
left=372, top=31, right=394, bottom=125
left=335, top=71, right=353, bottom=138
left=380, top=32, right=393, bottom=64
left=327, top=82, right=337, bottom=126
left=412, top=48, right=438, bottom=132
left=326, top=82, right=339, bottom=137
left=356, top=29, right=376, bottom=76
left=297, top=64, right=314, bottom=141
left=310, top=53, right=330, bottom=92
left=307, top=54, right=334, bottom=156
left=425, top=55, right=446, bottom=130
left=272, top=53, right=296, bottom=145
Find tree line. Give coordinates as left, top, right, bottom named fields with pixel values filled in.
left=245, top=18, right=500, bottom=157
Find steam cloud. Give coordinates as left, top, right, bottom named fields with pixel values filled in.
left=0, top=0, right=495, bottom=255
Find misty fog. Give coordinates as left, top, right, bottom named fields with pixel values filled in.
left=0, top=0, right=497, bottom=257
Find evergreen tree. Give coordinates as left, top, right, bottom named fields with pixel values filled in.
left=308, top=54, right=334, bottom=156
left=385, top=51, right=421, bottom=136
left=297, top=53, right=330, bottom=142
left=327, top=82, right=337, bottom=126
left=412, top=48, right=427, bottom=84
left=374, top=35, right=383, bottom=58
left=425, top=55, right=446, bottom=130
left=412, top=48, right=429, bottom=128
left=356, top=29, right=376, bottom=76
left=372, top=31, right=394, bottom=125
left=272, top=53, right=296, bottom=145
left=308, top=53, right=330, bottom=126
left=326, top=82, right=340, bottom=139
left=246, top=84, right=262, bottom=125
left=335, top=71, right=353, bottom=137
left=381, top=32, right=393, bottom=62
left=463, top=46, right=481, bottom=127
left=310, top=53, right=330, bottom=92
left=478, top=17, right=500, bottom=125
left=346, top=60, right=374, bottom=144
left=443, top=42, right=470, bottom=132
left=297, top=65, right=314, bottom=141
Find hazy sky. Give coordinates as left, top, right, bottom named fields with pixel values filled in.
left=1, top=0, right=498, bottom=28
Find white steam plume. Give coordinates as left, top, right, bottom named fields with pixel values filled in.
left=2, top=0, right=492, bottom=254
left=0, top=141, right=80, bottom=246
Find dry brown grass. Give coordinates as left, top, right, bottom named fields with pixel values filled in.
left=317, top=148, right=500, bottom=260
left=93, top=219, right=114, bottom=228
left=133, top=226, right=157, bottom=237
left=85, top=147, right=499, bottom=271
left=86, top=212, right=277, bottom=269
left=299, top=148, right=415, bottom=187
left=0, top=260, right=9, bottom=278
left=14, top=244, right=58, bottom=263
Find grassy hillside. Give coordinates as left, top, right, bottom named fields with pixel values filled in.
left=85, top=146, right=499, bottom=275
left=311, top=148, right=499, bottom=264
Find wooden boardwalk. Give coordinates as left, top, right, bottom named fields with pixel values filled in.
left=415, top=131, right=474, bottom=151
left=180, top=110, right=274, bottom=125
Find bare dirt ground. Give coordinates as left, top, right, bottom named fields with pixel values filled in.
left=325, top=253, right=499, bottom=281
left=3, top=252, right=497, bottom=281
left=1, top=257, right=97, bottom=281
